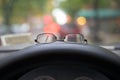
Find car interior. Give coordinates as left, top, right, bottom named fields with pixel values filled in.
left=0, top=0, right=120, bottom=80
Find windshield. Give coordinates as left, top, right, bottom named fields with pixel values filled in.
left=0, top=0, right=120, bottom=46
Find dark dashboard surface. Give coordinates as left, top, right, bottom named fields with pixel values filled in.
left=0, top=43, right=119, bottom=60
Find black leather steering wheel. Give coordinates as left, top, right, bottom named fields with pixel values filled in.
left=0, top=41, right=119, bottom=80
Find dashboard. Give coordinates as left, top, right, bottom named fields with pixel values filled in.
left=0, top=44, right=120, bottom=60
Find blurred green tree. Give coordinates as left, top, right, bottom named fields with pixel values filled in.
left=60, top=0, right=94, bottom=18
left=0, top=0, right=18, bottom=32
left=0, top=0, right=50, bottom=32
left=60, top=0, right=119, bottom=18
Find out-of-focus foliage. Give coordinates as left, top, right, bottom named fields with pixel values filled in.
left=0, top=0, right=53, bottom=24
left=11, top=0, right=49, bottom=23
left=12, top=0, right=53, bottom=23
left=60, top=0, right=119, bottom=17
left=60, top=0, right=94, bottom=17
left=99, top=0, right=110, bottom=8
left=13, top=0, right=47, bottom=17
left=0, top=0, right=2, bottom=15
left=0, top=0, right=119, bottom=24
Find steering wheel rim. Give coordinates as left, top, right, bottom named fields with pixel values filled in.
left=0, top=41, right=119, bottom=80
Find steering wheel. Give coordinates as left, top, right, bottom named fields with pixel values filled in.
left=0, top=41, right=119, bottom=80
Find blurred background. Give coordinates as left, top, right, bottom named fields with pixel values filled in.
left=0, top=0, right=120, bottom=45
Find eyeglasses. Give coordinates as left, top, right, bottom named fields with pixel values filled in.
left=35, top=33, right=87, bottom=44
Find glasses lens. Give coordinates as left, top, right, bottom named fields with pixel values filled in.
left=64, top=34, right=84, bottom=43
left=36, top=33, right=57, bottom=43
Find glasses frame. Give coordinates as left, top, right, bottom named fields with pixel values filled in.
left=35, top=33, right=87, bottom=44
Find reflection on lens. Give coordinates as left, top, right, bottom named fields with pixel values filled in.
left=64, top=34, right=84, bottom=43
left=34, top=76, right=55, bottom=80
left=35, top=33, right=57, bottom=43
